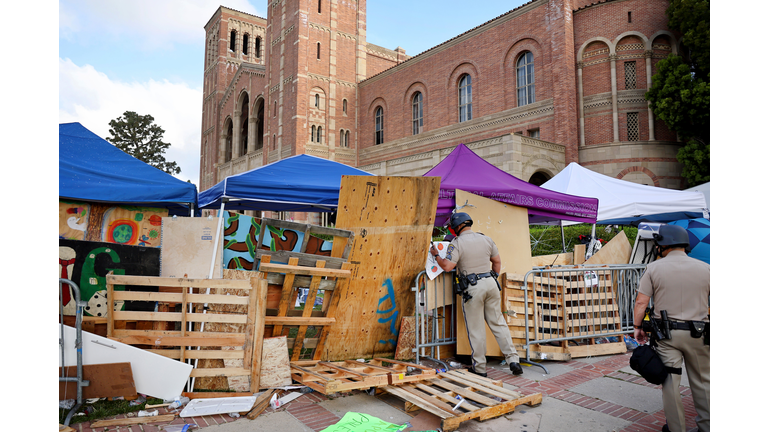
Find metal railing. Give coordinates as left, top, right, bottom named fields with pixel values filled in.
left=59, top=278, right=90, bottom=426
left=412, top=270, right=456, bottom=368
left=521, top=264, right=645, bottom=361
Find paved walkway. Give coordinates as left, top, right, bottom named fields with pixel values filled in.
left=66, top=351, right=703, bottom=432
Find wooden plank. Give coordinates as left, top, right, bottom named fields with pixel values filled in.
left=59, top=363, right=137, bottom=400
left=327, top=176, right=440, bottom=361
left=250, top=277, right=269, bottom=392
left=259, top=262, right=351, bottom=278
left=191, top=368, right=251, bottom=378
left=313, top=261, right=352, bottom=360
left=265, top=316, right=336, bottom=326
left=246, top=389, right=278, bottom=420
left=573, top=244, right=586, bottom=265
left=271, top=257, right=300, bottom=337
left=112, top=311, right=248, bottom=324
left=567, top=341, right=627, bottom=358
left=90, top=414, right=176, bottom=427
left=260, top=217, right=353, bottom=239
left=256, top=249, right=348, bottom=269
left=291, top=261, right=326, bottom=361
left=531, top=253, right=573, bottom=267
left=110, top=334, right=245, bottom=347
left=106, top=274, right=252, bottom=290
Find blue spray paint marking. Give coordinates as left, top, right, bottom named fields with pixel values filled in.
left=377, top=278, right=399, bottom=346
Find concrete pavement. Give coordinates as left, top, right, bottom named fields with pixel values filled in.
left=69, top=349, right=707, bottom=432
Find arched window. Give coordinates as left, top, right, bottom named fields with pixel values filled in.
left=273, top=134, right=276, bottom=150
left=315, top=94, right=320, bottom=108
left=311, top=125, right=316, bottom=142
left=318, top=0, right=322, bottom=13
left=345, top=130, right=350, bottom=147
left=517, top=51, right=535, bottom=106
left=342, top=99, right=347, bottom=114
left=317, top=43, right=321, bottom=60
left=412, top=92, right=423, bottom=135
left=255, top=37, right=261, bottom=58
left=458, top=75, right=472, bottom=122
left=317, top=126, right=323, bottom=143
left=374, top=107, right=384, bottom=144
left=274, top=101, right=277, bottom=117
left=243, top=34, right=249, bottom=55
left=225, top=120, right=233, bottom=162
left=339, top=129, right=345, bottom=147
left=230, top=30, right=236, bottom=52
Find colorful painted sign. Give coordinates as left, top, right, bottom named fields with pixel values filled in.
left=59, top=200, right=166, bottom=247
left=222, top=211, right=333, bottom=270
left=59, top=239, right=161, bottom=316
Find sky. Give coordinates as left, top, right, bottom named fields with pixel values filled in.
left=57, top=0, right=532, bottom=186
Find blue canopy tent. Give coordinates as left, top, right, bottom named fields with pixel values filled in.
left=197, top=154, right=373, bottom=212
left=669, top=218, right=710, bottom=264
left=59, top=122, right=197, bottom=215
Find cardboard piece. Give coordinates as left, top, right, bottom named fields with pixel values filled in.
left=59, top=362, right=137, bottom=400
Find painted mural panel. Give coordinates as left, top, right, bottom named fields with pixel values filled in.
left=59, top=200, right=167, bottom=247
left=222, top=211, right=333, bottom=270
left=59, top=239, right=161, bottom=316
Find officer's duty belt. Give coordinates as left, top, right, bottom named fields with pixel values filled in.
left=474, top=272, right=494, bottom=279
left=653, top=320, right=697, bottom=331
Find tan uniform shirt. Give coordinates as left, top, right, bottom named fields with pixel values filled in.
left=638, top=250, right=710, bottom=321
left=446, top=231, right=499, bottom=274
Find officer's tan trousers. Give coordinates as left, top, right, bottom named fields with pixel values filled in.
left=461, top=277, right=518, bottom=374
left=656, top=329, right=710, bottom=432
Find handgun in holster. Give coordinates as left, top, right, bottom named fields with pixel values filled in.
left=453, top=272, right=473, bottom=303
left=641, top=307, right=667, bottom=345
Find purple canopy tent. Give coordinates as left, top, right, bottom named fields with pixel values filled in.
left=423, top=144, right=599, bottom=226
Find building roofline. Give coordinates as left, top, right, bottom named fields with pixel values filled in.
left=204, top=5, right=267, bottom=30
left=359, top=0, right=542, bottom=85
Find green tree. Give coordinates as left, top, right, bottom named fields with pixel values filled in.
left=645, top=0, right=709, bottom=186
left=107, top=111, right=181, bottom=175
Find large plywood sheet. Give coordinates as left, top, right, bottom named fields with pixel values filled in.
left=453, top=190, right=532, bottom=357
left=323, top=176, right=440, bottom=360
left=160, top=217, right=223, bottom=279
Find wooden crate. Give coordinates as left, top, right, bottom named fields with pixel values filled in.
left=382, top=369, right=542, bottom=432
left=106, top=273, right=268, bottom=392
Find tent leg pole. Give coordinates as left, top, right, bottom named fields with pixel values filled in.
left=189, top=200, right=226, bottom=392
left=560, top=221, right=566, bottom=253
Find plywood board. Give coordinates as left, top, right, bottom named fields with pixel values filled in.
left=60, top=325, right=192, bottom=400
left=59, top=362, right=137, bottom=400
left=324, top=176, right=441, bottom=360
left=531, top=253, right=573, bottom=267
left=160, top=217, right=223, bottom=279
left=583, top=230, right=631, bottom=265
left=453, top=190, right=532, bottom=357
left=259, top=336, right=293, bottom=388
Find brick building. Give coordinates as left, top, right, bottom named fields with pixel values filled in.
left=199, top=0, right=685, bottom=222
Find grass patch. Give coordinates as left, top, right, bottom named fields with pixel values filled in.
left=59, top=396, right=164, bottom=425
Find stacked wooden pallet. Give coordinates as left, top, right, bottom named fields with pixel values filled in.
left=383, top=369, right=542, bottom=432
left=290, top=358, right=436, bottom=394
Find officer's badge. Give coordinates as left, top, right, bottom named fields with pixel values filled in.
left=446, top=244, right=455, bottom=260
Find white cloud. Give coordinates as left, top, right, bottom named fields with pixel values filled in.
left=59, top=58, right=203, bottom=185
left=59, top=0, right=262, bottom=49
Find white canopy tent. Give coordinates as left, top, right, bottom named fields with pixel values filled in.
left=684, top=181, right=710, bottom=212
left=541, top=162, right=709, bottom=225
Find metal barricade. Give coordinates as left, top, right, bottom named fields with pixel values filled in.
left=521, top=264, right=645, bottom=362
left=412, top=270, right=456, bottom=368
left=59, top=278, right=90, bottom=426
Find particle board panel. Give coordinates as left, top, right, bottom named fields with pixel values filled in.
left=324, top=176, right=441, bottom=361
left=159, top=216, right=223, bottom=279
left=259, top=336, right=293, bottom=388
left=454, top=190, right=532, bottom=357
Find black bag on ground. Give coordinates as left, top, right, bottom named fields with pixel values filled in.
left=629, top=344, right=668, bottom=385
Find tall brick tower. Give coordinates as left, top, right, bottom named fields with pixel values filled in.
left=264, top=0, right=367, bottom=167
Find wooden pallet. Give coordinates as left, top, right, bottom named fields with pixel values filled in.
left=259, top=255, right=352, bottom=360
left=382, top=369, right=542, bottom=432
left=255, top=218, right=354, bottom=270
left=105, top=273, right=268, bottom=392
left=289, top=358, right=437, bottom=394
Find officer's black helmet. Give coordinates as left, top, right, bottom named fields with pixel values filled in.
left=450, top=212, right=473, bottom=231
left=653, top=224, right=690, bottom=249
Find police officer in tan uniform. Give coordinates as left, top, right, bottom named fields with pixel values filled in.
left=633, top=224, right=709, bottom=432
left=431, top=212, right=523, bottom=377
